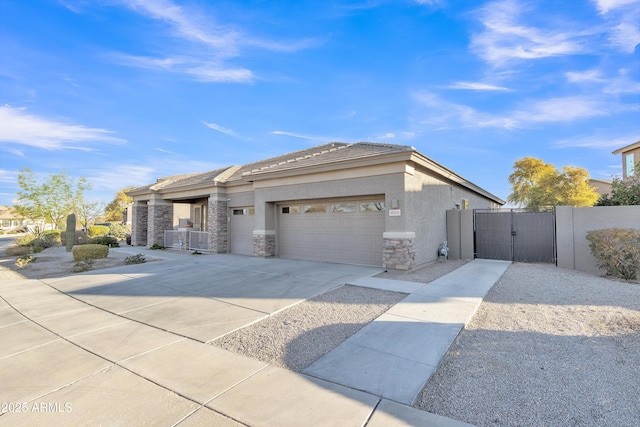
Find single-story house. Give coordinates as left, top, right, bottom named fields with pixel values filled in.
left=128, top=142, right=503, bottom=270
left=0, top=206, right=31, bottom=231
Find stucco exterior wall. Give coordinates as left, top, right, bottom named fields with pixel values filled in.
left=556, top=205, right=640, bottom=274
left=404, top=166, right=499, bottom=266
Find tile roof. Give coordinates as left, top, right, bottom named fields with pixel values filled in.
left=132, top=142, right=414, bottom=193
left=230, top=142, right=412, bottom=180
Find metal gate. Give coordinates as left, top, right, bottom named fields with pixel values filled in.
left=474, top=209, right=556, bottom=263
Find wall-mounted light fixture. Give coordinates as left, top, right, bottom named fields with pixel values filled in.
left=391, top=199, right=399, bottom=209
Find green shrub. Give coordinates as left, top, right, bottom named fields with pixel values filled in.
left=149, top=243, right=165, bottom=250
left=88, top=236, right=120, bottom=247
left=6, top=246, right=32, bottom=256
left=124, top=253, right=146, bottom=265
left=72, top=259, right=95, bottom=273
left=14, top=233, right=36, bottom=246
left=72, top=244, right=109, bottom=261
left=43, top=229, right=62, bottom=245
left=87, top=225, right=110, bottom=237
left=108, top=223, right=130, bottom=239
left=586, top=228, right=640, bottom=281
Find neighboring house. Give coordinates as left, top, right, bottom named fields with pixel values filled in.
left=612, top=141, right=640, bottom=180
left=0, top=206, right=30, bottom=231
left=128, top=142, right=503, bottom=270
left=588, top=178, right=612, bottom=197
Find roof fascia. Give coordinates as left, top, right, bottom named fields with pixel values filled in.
left=410, top=152, right=505, bottom=205
left=612, top=141, right=640, bottom=154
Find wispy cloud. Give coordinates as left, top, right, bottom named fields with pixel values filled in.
left=106, top=0, right=318, bottom=83
left=446, top=81, right=512, bottom=91
left=203, top=121, right=238, bottom=138
left=123, top=0, right=239, bottom=56
left=413, top=92, right=620, bottom=130
left=593, top=0, right=640, bottom=14
left=413, top=92, right=517, bottom=129
left=554, top=133, right=640, bottom=149
left=566, top=68, right=640, bottom=93
left=272, top=130, right=341, bottom=143
left=593, top=0, right=640, bottom=52
left=110, top=54, right=254, bottom=83
left=0, top=105, right=126, bottom=150
left=471, top=0, right=586, bottom=66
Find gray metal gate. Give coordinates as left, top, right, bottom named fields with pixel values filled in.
left=474, top=209, right=556, bottom=263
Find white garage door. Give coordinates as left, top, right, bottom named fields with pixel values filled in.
left=278, top=199, right=385, bottom=266
left=229, top=207, right=254, bottom=255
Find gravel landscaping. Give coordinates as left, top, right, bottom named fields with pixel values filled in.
left=211, top=284, right=407, bottom=371
left=415, top=263, right=640, bottom=427
left=210, top=260, right=469, bottom=372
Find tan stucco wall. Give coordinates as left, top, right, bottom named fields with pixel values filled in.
left=404, top=166, right=500, bottom=266
left=556, top=205, right=640, bottom=274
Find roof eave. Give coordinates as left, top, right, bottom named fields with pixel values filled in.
left=612, top=141, right=640, bottom=154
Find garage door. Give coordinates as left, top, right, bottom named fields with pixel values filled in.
left=229, top=207, right=254, bottom=255
left=278, top=199, right=385, bottom=266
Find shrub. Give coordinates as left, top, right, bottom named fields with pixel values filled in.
left=586, top=228, right=640, bottom=281
left=124, top=253, right=146, bottom=265
left=88, top=236, right=120, bottom=247
left=108, top=223, right=130, bottom=239
left=72, top=244, right=109, bottom=261
left=87, top=225, right=110, bottom=237
left=15, top=254, right=36, bottom=268
left=31, top=236, right=57, bottom=250
left=43, top=229, right=62, bottom=245
left=149, top=243, right=165, bottom=250
left=72, top=259, right=94, bottom=273
left=14, top=233, right=36, bottom=246
left=6, top=246, right=32, bottom=256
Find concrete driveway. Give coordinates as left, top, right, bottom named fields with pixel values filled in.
left=0, top=248, right=493, bottom=426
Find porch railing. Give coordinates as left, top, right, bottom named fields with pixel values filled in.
left=163, top=230, right=184, bottom=250
left=163, top=230, right=210, bottom=253
left=189, top=231, right=210, bottom=253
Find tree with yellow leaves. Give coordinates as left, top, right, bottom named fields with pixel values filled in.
left=507, top=157, right=598, bottom=210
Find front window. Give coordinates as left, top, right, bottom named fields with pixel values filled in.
left=626, top=153, right=635, bottom=177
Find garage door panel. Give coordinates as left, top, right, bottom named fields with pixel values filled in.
left=279, top=199, right=384, bottom=266
left=229, top=208, right=254, bottom=256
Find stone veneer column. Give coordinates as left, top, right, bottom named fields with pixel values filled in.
left=207, top=195, right=228, bottom=253
left=253, top=230, right=276, bottom=257
left=382, top=232, right=416, bottom=271
left=147, top=198, right=173, bottom=247
left=131, top=201, right=148, bottom=246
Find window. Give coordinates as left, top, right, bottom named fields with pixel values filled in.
left=281, top=206, right=300, bottom=214
left=233, top=207, right=255, bottom=215
left=232, top=209, right=246, bottom=215
left=360, top=202, right=385, bottom=212
left=626, top=153, right=635, bottom=177
left=304, top=204, right=326, bottom=213
left=331, top=203, right=356, bottom=213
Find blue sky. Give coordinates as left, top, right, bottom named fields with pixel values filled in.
left=1, top=0, right=639, bottom=207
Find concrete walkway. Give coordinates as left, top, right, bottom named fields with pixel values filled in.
left=0, top=251, right=508, bottom=426
left=305, top=259, right=512, bottom=405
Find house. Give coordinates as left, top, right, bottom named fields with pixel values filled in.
left=612, top=141, right=640, bottom=180
left=0, top=206, right=30, bottom=231
left=128, top=142, right=503, bottom=270
left=588, top=178, right=612, bottom=197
